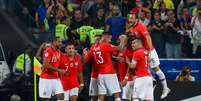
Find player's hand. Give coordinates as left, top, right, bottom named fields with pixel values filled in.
left=125, top=57, right=130, bottom=64
left=116, top=56, right=125, bottom=63
left=40, top=43, right=45, bottom=48
left=58, top=69, right=66, bottom=75
left=79, top=84, right=84, bottom=92
left=83, top=48, right=88, bottom=55
left=119, top=35, right=127, bottom=45
left=120, top=79, right=128, bottom=87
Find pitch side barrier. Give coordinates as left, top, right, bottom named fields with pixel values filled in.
left=159, top=58, right=201, bottom=80
left=154, top=81, right=201, bottom=101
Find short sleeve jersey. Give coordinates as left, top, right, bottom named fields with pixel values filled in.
left=130, top=21, right=151, bottom=50
left=89, top=43, right=117, bottom=74
left=117, top=48, right=133, bottom=81
left=132, top=48, right=150, bottom=77
left=60, top=53, right=82, bottom=90
left=40, top=48, right=61, bottom=79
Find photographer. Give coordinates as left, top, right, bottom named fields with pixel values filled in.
left=176, top=67, right=195, bottom=81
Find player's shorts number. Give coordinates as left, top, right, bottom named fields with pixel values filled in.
left=94, top=51, right=104, bottom=64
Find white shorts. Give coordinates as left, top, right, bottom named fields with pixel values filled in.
left=89, top=78, right=98, bottom=96
left=149, top=49, right=160, bottom=68
left=122, top=81, right=133, bottom=100
left=64, top=87, right=79, bottom=100
left=39, top=78, right=64, bottom=98
left=132, top=76, right=153, bottom=100
left=98, top=74, right=121, bottom=95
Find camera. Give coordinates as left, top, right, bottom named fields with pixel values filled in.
left=180, top=67, right=190, bottom=76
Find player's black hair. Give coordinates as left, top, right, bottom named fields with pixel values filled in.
left=129, top=36, right=142, bottom=44
left=51, top=36, right=60, bottom=43
left=65, top=41, right=74, bottom=47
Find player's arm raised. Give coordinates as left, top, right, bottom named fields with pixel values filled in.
left=139, top=23, right=153, bottom=51
left=82, top=48, right=93, bottom=64
left=145, top=34, right=153, bottom=51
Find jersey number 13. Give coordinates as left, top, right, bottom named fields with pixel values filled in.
left=93, top=51, right=104, bottom=64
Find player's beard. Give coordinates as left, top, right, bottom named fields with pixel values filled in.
left=67, top=51, right=75, bottom=57
left=127, top=19, right=138, bottom=30
left=56, top=46, right=60, bottom=49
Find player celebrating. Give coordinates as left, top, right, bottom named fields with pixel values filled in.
left=115, top=35, right=133, bottom=101
left=83, top=33, right=102, bottom=101
left=127, top=7, right=170, bottom=99
left=39, top=37, right=65, bottom=101
left=60, top=42, right=84, bottom=101
left=126, top=37, right=153, bottom=101
left=84, top=33, right=123, bottom=101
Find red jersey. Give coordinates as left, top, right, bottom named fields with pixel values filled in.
left=132, top=48, right=150, bottom=77
left=86, top=43, right=117, bottom=74
left=84, top=44, right=99, bottom=78
left=41, top=47, right=61, bottom=79
left=117, top=48, right=133, bottom=81
left=60, top=53, right=82, bottom=90
left=130, top=21, right=152, bottom=50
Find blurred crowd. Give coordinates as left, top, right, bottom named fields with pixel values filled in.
left=17, top=0, right=201, bottom=58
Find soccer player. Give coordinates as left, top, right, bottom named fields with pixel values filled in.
left=126, top=37, right=153, bottom=101
left=115, top=35, right=133, bottom=101
left=60, top=42, right=84, bottom=101
left=127, top=7, right=170, bottom=99
left=39, top=37, right=65, bottom=101
left=83, top=34, right=104, bottom=101
left=84, top=33, right=123, bottom=101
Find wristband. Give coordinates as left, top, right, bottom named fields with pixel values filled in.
left=124, top=76, right=128, bottom=80
left=80, top=84, right=84, bottom=87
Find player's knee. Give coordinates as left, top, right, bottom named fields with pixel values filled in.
left=70, top=96, right=77, bottom=101
left=132, top=98, right=140, bottom=101
left=115, top=97, right=121, bottom=101
left=91, top=96, right=98, bottom=101
left=98, top=95, right=105, bottom=101
left=113, top=92, right=121, bottom=98
left=56, top=93, right=64, bottom=100
left=152, top=66, right=160, bottom=72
